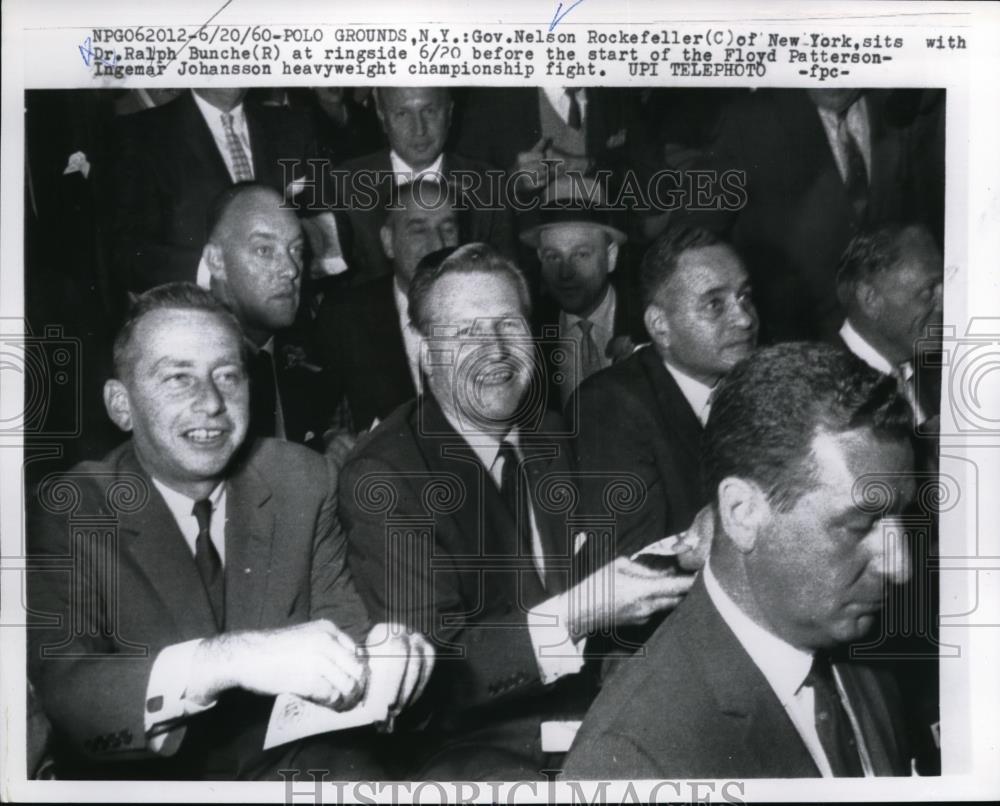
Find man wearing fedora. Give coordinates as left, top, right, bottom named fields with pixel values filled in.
left=520, top=175, right=647, bottom=410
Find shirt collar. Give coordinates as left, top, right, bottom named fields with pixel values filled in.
left=191, top=90, right=246, bottom=128
left=662, top=359, right=715, bottom=420
left=541, top=87, right=588, bottom=119
left=440, top=408, right=519, bottom=469
left=389, top=150, right=444, bottom=183
left=703, top=561, right=814, bottom=705
left=840, top=319, right=894, bottom=375
left=151, top=476, right=225, bottom=526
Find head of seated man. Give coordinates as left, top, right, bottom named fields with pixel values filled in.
left=103, top=282, right=249, bottom=501
left=408, top=243, right=535, bottom=434
left=837, top=223, right=944, bottom=366
left=640, top=226, right=759, bottom=388
left=202, top=183, right=305, bottom=348
left=380, top=178, right=461, bottom=295
left=703, top=342, right=917, bottom=650
left=536, top=221, right=620, bottom=320
left=374, top=86, right=453, bottom=173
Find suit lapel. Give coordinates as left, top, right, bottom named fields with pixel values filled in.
left=638, top=347, right=703, bottom=469
left=683, top=579, right=821, bottom=776
left=116, top=448, right=219, bottom=640
left=223, top=446, right=275, bottom=630
left=836, top=661, right=906, bottom=775
left=176, top=92, right=234, bottom=187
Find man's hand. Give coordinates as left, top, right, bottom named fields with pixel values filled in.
left=513, top=137, right=554, bottom=195
left=564, top=557, right=695, bottom=641
left=364, top=623, right=435, bottom=719
left=188, top=619, right=369, bottom=711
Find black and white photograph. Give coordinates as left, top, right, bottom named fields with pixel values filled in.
left=2, top=1, right=998, bottom=803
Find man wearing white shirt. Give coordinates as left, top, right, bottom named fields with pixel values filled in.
left=28, top=284, right=432, bottom=779
left=835, top=224, right=944, bottom=428
left=337, top=87, right=513, bottom=286
left=566, top=342, right=916, bottom=778
left=571, top=226, right=758, bottom=563
left=340, top=244, right=691, bottom=779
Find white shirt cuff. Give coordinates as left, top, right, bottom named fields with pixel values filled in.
left=527, top=593, right=586, bottom=685
left=144, top=639, right=216, bottom=755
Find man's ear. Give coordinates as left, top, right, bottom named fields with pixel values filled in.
left=379, top=224, right=395, bottom=261
left=606, top=239, right=620, bottom=273
left=203, top=243, right=226, bottom=285
left=103, top=379, right=133, bottom=433
left=716, top=477, right=768, bottom=554
left=643, top=303, right=670, bottom=346
left=856, top=278, right=883, bottom=320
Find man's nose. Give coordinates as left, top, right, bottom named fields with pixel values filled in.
left=557, top=258, right=576, bottom=280
left=278, top=251, right=301, bottom=280
left=414, top=112, right=429, bottom=137
left=869, top=520, right=912, bottom=586
left=730, top=297, right=757, bottom=330
left=192, top=379, right=226, bottom=416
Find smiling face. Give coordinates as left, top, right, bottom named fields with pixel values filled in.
left=538, top=224, right=617, bottom=318
left=377, top=87, right=452, bottom=172
left=208, top=188, right=304, bottom=346
left=648, top=244, right=758, bottom=386
left=746, top=429, right=915, bottom=649
left=105, top=308, right=249, bottom=500
left=421, top=270, right=534, bottom=431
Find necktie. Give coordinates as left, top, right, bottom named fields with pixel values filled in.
left=894, top=361, right=924, bottom=426
left=498, top=441, right=544, bottom=587
left=576, top=319, right=603, bottom=382
left=805, top=653, right=864, bottom=776
left=221, top=112, right=254, bottom=182
left=192, top=498, right=225, bottom=630
left=249, top=349, right=279, bottom=439
left=565, top=88, right=582, bottom=130
left=836, top=109, right=868, bottom=221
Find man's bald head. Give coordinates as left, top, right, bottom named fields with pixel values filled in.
left=204, top=183, right=304, bottom=345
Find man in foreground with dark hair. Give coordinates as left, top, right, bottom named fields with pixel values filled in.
left=27, top=283, right=432, bottom=779
left=565, top=342, right=917, bottom=778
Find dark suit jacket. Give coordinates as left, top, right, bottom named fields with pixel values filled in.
left=568, top=345, right=704, bottom=557
left=107, top=91, right=318, bottom=293
left=313, top=275, right=415, bottom=434
left=340, top=394, right=596, bottom=778
left=27, top=438, right=371, bottom=779
left=335, top=149, right=514, bottom=286
left=454, top=88, right=639, bottom=179
left=685, top=90, right=912, bottom=342
left=564, top=575, right=909, bottom=779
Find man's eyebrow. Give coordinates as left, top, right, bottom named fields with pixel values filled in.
left=148, top=357, right=194, bottom=374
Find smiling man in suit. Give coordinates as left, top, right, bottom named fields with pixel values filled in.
left=339, top=244, right=693, bottom=780
left=27, top=283, right=432, bottom=779
left=566, top=342, right=916, bottom=779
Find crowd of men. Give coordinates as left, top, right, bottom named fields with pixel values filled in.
left=25, top=85, right=945, bottom=781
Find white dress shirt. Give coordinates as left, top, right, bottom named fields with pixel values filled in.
left=541, top=87, right=589, bottom=127
left=440, top=413, right=587, bottom=685
left=662, top=359, right=716, bottom=425
left=815, top=95, right=872, bottom=185
left=143, top=480, right=227, bottom=755
left=840, top=319, right=926, bottom=425
left=389, top=149, right=444, bottom=185
left=190, top=90, right=254, bottom=182
left=703, top=562, right=873, bottom=777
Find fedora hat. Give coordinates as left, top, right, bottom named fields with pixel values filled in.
left=518, top=174, right=627, bottom=248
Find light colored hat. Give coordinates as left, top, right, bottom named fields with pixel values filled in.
left=518, top=174, right=627, bottom=248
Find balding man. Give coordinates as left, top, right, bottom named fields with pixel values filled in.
left=202, top=183, right=328, bottom=446
left=336, top=86, right=512, bottom=285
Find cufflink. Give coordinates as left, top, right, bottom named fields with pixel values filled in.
left=146, top=695, right=164, bottom=713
